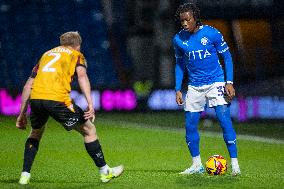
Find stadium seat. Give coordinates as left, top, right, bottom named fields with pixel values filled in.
left=1, top=0, right=120, bottom=88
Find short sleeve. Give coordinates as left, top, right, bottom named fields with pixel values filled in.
left=30, top=63, right=39, bottom=78
left=76, top=53, right=87, bottom=68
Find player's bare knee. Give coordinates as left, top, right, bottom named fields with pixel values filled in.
left=76, top=121, right=97, bottom=138
left=85, top=124, right=97, bottom=138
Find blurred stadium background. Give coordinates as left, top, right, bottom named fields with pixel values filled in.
left=1, top=1, right=284, bottom=188
left=0, top=0, right=283, bottom=122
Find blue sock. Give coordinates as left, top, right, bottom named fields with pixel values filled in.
left=214, top=105, right=238, bottom=158
left=185, top=111, right=201, bottom=157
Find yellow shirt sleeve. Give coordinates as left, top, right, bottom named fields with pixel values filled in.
left=76, top=53, right=87, bottom=68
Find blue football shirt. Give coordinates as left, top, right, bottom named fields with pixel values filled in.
left=173, top=25, right=234, bottom=90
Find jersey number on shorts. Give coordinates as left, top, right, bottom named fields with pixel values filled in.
left=217, top=86, right=225, bottom=96
left=42, top=52, right=61, bottom=72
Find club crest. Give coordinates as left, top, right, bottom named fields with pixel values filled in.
left=201, top=37, right=209, bottom=45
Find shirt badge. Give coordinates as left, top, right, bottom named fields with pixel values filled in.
left=182, top=41, right=189, bottom=46
left=201, top=37, right=209, bottom=45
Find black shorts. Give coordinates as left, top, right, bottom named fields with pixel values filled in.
left=30, top=99, right=86, bottom=131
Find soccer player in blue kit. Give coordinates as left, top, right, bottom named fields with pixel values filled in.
left=173, top=2, right=241, bottom=176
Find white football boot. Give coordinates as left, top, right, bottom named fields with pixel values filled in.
left=232, top=164, right=241, bottom=176
left=19, top=172, right=31, bottom=185
left=179, top=164, right=205, bottom=175
left=100, top=165, right=124, bottom=183
left=231, top=158, right=241, bottom=176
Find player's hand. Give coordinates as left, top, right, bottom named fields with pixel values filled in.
left=176, top=91, right=184, bottom=106
left=225, top=83, right=235, bottom=101
left=16, top=114, right=27, bottom=130
left=84, top=104, right=95, bottom=122
left=91, top=112, right=95, bottom=123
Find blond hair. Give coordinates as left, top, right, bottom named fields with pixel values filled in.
left=59, top=31, right=82, bottom=47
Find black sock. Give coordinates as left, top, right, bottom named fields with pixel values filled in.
left=84, top=140, right=106, bottom=168
left=22, top=138, right=40, bottom=173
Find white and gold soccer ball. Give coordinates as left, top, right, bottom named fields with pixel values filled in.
left=205, top=155, right=227, bottom=175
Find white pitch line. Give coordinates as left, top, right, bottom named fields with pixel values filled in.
left=99, top=119, right=284, bottom=145
left=201, top=131, right=284, bottom=144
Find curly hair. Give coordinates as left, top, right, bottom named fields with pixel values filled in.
left=175, top=2, right=202, bottom=26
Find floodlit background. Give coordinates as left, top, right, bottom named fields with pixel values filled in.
left=0, top=0, right=283, bottom=121
left=0, top=1, right=284, bottom=188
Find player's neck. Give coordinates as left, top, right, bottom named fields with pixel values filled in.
left=65, top=46, right=74, bottom=50
left=192, top=25, right=200, bottom=33
left=63, top=45, right=80, bottom=52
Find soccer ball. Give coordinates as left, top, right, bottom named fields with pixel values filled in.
left=205, top=155, right=227, bottom=175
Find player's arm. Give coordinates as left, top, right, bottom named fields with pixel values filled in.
left=213, top=30, right=235, bottom=101
left=173, top=36, right=185, bottom=105
left=16, top=78, right=34, bottom=130
left=221, top=50, right=235, bottom=101
left=76, top=65, right=95, bottom=121
left=16, top=63, right=39, bottom=129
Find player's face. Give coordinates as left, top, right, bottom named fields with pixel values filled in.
left=179, top=11, right=197, bottom=33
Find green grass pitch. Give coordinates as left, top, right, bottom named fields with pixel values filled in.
left=0, top=113, right=283, bottom=189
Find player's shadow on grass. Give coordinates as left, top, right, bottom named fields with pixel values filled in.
left=7, top=180, right=102, bottom=189
left=126, top=169, right=179, bottom=173
left=176, top=174, right=241, bottom=187
left=0, top=179, right=18, bottom=183
left=127, top=169, right=241, bottom=186
left=126, top=169, right=180, bottom=174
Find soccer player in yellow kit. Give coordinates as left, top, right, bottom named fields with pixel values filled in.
left=16, top=31, right=123, bottom=185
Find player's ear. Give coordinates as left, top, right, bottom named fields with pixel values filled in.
left=74, top=45, right=81, bottom=51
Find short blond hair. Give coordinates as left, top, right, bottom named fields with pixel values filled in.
left=60, top=31, right=82, bottom=47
